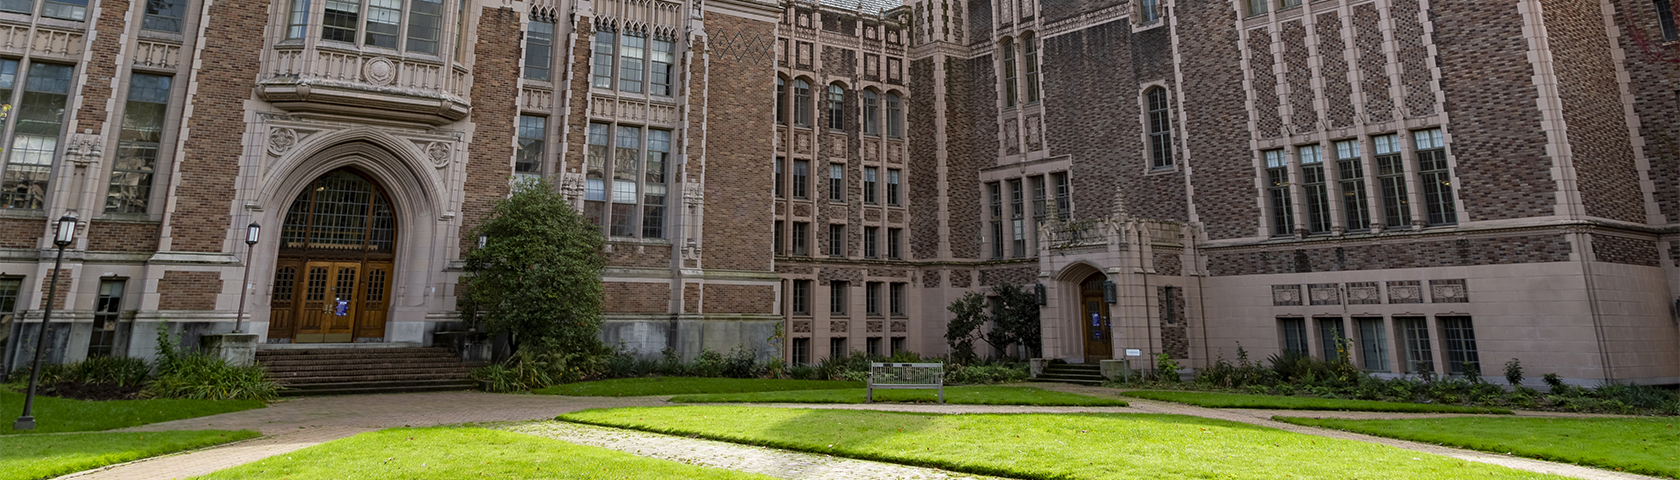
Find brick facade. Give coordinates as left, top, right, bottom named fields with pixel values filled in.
left=702, top=284, right=775, bottom=314
left=170, top=0, right=267, bottom=252
left=459, top=7, right=520, bottom=250
left=1206, top=235, right=1575, bottom=276
left=603, top=283, right=671, bottom=313
left=86, top=221, right=162, bottom=253
left=157, top=271, right=222, bottom=310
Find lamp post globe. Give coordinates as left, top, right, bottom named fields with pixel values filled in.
left=235, top=222, right=261, bottom=334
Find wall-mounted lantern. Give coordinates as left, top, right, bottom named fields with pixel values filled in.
left=1103, top=280, right=1117, bottom=304
left=1033, top=283, right=1047, bottom=306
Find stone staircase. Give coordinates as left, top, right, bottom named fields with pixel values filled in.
left=1028, top=362, right=1107, bottom=386
left=257, top=346, right=481, bottom=396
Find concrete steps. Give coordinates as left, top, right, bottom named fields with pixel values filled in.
left=1028, top=363, right=1107, bottom=386
left=257, top=346, right=481, bottom=396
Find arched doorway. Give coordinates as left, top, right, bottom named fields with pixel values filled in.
left=1080, top=273, right=1113, bottom=362
left=266, top=168, right=397, bottom=343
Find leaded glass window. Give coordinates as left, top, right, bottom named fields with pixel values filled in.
left=107, top=74, right=172, bottom=214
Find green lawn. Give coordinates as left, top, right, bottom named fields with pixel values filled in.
left=0, top=389, right=265, bottom=435
left=561, top=406, right=1565, bottom=479
left=194, top=427, right=772, bottom=479
left=2, top=430, right=257, bottom=480
left=534, top=377, right=863, bottom=397
left=1121, top=390, right=1512, bottom=414
left=670, top=385, right=1127, bottom=406
left=1276, top=416, right=1680, bottom=478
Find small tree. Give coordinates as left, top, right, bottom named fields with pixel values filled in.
left=461, top=179, right=606, bottom=358
left=944, top=292, right=988, bottom=364
left=987, top=283, right=1041, bottom=359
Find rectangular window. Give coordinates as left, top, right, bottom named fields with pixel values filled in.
left=1010, top=179, right=1026, bottom=257
left=88, top=279, right=125, bottom=357
left=1024, top=34, right=1040, bottom=103
left=866, top=337, right=882, bottom=357
left=1265, top=150, right=1293, bottom=236
left=0, top=277, right=20, bottom=353
left=792, top=160, right=809, bottom=199
left=523, top=19, right=554, bottom=80
left=890, top=336, right=906, bottom=355
left=792, top=279, right=811, bottom=314
left=889, top=282, right=905, bottom=315
left=322, top=0, right=360, bottom=42
left=1001, top=39, right=1017, bottom=108
left=364, top=0, right=402, bottom=48
left=106, top=74, right=172, bottom=214
left=1660, top=0, right=1680, bottom=41
left=829, top=223, right=845, bottom=256
left=886, top=169, right=901, bottom=206
left=989, top=182, right=1004, bottom=258
left=1030, top=176, right=1046, bottom=235
left=864, top=226, right=879, bottom=258
left=1279, top=0, right=1300, bottom=8
left=1414, top=128, right=1456, bottom=226
left=1397, top=316, right=1433, bottom=374
left=772, top=221, right=784, bottom=255
left=886, top=228, right=901, bottom=259
left=885, top=93, right=902, bottom=138
left=830, top=337, right=847, bottom=359
left=619, top=33, right=646, bottom=93
left=3, top=63, right=72, bottom=210
left=610, top=126, right=641, bottom=236
left=1246, top=0, right=1267, bottom=16
left=144, top=0, right=187, bottom=32
left=406, top=0, right=445, bottom=54
left=1356, top=317, right=1389, bottom=372
left=794, top=80, right=812, bottom=127
left=776, top=78, right=786, bottom=125
left=1280, top=317, right=1309, bottom=355
left=585, top=123, right=609, bottom=226
left=1053, top=172, right=1071, bottom=219
left=1336, top=140, right=1370, bottom=231
left=866, top=282, right=881, bottom=315
left=1300, top=145, right=1330, bottom=234
left=862, top=92, right=879, bottom=135
left=827, top=84, right=845, bottom=130
left=829, top=163, right=844, bottom=202
left=643, top=129, right=670, bottom=238
left=515, top=115, right=545, bottom=176
left=592, top=30, right=615, bottom=89
left=651, top=37, right=675, bottom=96
left=1374, top=133, right=1410, bottom=228
left=863, top=167, right=878, bottom=204
left=1138, top=0, right=1159, bottom=23
left=286, top=0, right=312, bottom=39
left=1147, top=88, right=1174, bottom=169
left=792, top=337, right=810, bottom=365
left=774, top=158, right=784, bottom=198
left=830, top=281, right=847, bottom=314
left=1318, top=318, right=1346, bottom=361
left=43, top=0, right=88, bottom=20
left=792, top=222, right=809, bottom=255
left=1441, top=316, right=1480, bottom=377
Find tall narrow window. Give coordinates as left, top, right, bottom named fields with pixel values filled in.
left=585, top=123, right=609, bottom=226
left=887, top=228, right=901, bottom=259
left=1280, top=0, right=1301, bottom=8
left=1659, top=0, right=1679, bottom=41
left=829, top=163, right=845, bottom=202
left=862, top=90, right=879, bottom=135
left=1146, top=87, right=1174, bottom=169
left=515, top=115, right=545, bottom=176
left=1414, top=128, right=1456, bottom=226
left=774, top=157, right=784, bottom=198
left=107, top=74, right=172, bottom=214
left=1052, top=172, right=1070, bottom=219
left=792, top=159, right=809, bottom=199
left=651, top=37, right=675, bottom=96
left=1265, top=150, right=1293, bottom=236
left=287, top=0, right=313, bottom=39
left=0, top=278, right=20, bottom=354
left=453, top=0, right=467, bottom=61
left=406, top=0, right=445, bottom=54
left=1336, top=140, right=1370, bottom=231
left=1357, top=317, right=1388, bottom=372
left=43, top=0, right=88, bottom=20
left=1375, top=134, right=1410, bottom=228
left=1300, top=145, right=1330, bottom=234
left=889, top=282, right=905, bottom=315
left=775, top=77, right=786, bottom=124
left=829, top=224, right=845, bottom=256
left=989, top=182, right=1004, bottom=258
left=773, top=221, right=784, bottom=255
left=1024, top=34, right=1040, bottom=103
left=866, top=337, right=882, bottom=357
left=863, top=167, right=878, bottom=204
left=1001, top=38, right=1017, bottom=108
left=1138, top=0, right=1159, bottom=23
left=885, top=93, right=902, bottom=138
left=865, top=282, right=881, bottom=315
left=523, top=18, right=554, bottom=80
left=4, top=63, right=72, bottom=210
left=830, top=281, right=847, bottom=314
left=144, top=0, right=187, bottom=32
left=364, top=0, right=402, bottom=48
left=610, top=127, right=642, bottom=236
left=1280, top=317, right=1308, bottom=355
left=88, top=279, right=125, bottom=357
left=1397, top=317, right=1433, bottom=374
left=1441, top=316, right=1480, bottom=377
left=792, top=222, right=809, bottom=255
left=643, top=129, right=670, bottom=238
left=886, top=169, right=901, bottom=206
left=828, top=84, right=845, bottom=130
left=619, top=32, right=646, bottom=93
left=593, top=30, right=616, bottom=89
left=1010, top=179, right=1025, bottom=257
left=1319, top=318, right=1346, bottom=361
left=1030, top=175, right=1046, bottom=240
left=792, top=337, right=810, bottom=365
left=792, top=280, right=811, bottom=314
left=793, top=79, right=812, bottom=127
left=864, top=226, right=878, bottom=258
left=890, top=336, right=906, bottom=355
left=1246, top=0, right=1267, bottom=16
left=830, top=337, right=847, bottom=359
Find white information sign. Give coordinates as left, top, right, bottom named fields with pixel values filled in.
left=1124, top=349, right=1143, bottom=357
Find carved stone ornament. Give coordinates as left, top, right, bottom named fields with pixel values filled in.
left=64, top=133, right=103, bottom=166
left=268, top=128, right=298, bottom=156
left=363, top=57, right=396, bottom=86
left=425, top=141, right=451, bottom=168
left=559, top=171, right=586, bottom=202
left=1271, top=284, right=1302, bottom=306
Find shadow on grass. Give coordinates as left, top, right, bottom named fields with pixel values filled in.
left=1, top=390, right=265, bottom=435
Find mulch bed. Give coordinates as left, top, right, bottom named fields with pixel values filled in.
left=40, top=381, right=142, bottom=401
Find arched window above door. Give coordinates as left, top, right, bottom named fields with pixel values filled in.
left=280, top=169, right=396, bottom=254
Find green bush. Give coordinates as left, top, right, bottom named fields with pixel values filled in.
left=9, top=356, right=152, bottom=387
left=143, top=354, right=279, bottom=401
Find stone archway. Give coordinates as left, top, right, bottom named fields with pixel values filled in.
left=266, top=168, right=398, bottom=343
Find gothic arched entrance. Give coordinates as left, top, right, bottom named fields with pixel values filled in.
left=266, top=168, right=397, bottom=343
left=1080, top=272, right=1113, bottom=362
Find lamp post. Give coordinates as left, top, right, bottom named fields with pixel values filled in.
left=13, top=214, right=77, bottom=431
left=234, top=223, right=260, bottom=334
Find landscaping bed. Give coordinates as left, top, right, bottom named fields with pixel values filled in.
left=1, top=430, right=257, bottom=480
left=1276, top=416, right=1680, bottom=479
left=669, top=385, right=1126, bottom=406
left=1122, top=390, right=1511, bottom=414
left=535, top=377, right=861, bottom=397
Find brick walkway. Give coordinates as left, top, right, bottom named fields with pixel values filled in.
left=53, top=386, right=1662, bottom=480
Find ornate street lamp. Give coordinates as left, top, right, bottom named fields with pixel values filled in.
left=14, top=214, right=77, bottom=431
left=234, top=223, right=260, bottom=334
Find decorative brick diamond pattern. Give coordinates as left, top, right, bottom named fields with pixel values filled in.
left=1247, top=27, right=1284, bottom=139
left=1390, top=0, right=1437, bottom=118
left=1316, top=13, right=1355, bottom=129
left=1351, top=4, right=1394, bottom=123
left=1281, top=21, right=1318, bottom=133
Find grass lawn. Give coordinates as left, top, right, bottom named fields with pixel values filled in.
left=669, top=385, right=1126, bottom=406
left=561, top=406, right=1564, bottom=479
left=0, top=389, right=265, bottom=435
left=1276, top=416, right=1680, bottom=478
left=1121, top=390, right=1513, bottom=414
left=534, top=377, right=862, bottom=397
left=1, top=430, right=257, bottom=480
left=195, top=427, right=772, bottom=479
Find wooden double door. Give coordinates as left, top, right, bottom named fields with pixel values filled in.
left=270, top=259, right=392, bottom=343
left=1081, top=274, right=1113, bottom=363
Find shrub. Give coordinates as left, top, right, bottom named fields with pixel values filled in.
left=1154, top=354, right=1182, bottom=383
left=1542, top=373, right=1565, bottom=392
left=143, top=354, right=278, bottom=401
left=1502, top=358, right=1523, bottom=387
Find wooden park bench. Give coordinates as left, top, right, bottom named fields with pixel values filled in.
left=867, top=362, right=945, bottom=403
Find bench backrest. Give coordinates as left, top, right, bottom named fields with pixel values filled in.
left=869, top=362, right=944, bottom=385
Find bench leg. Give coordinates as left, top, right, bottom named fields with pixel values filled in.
left=867, top=385, right=873, bottom=403
left=938, top=386, right=944, bottom=404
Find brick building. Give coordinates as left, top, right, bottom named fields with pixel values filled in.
left=0, top=0, right=1675, bottom=386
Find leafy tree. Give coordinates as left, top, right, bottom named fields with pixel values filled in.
left=461, top=179, right=606, bottom=357
left=988, top=283, right=1042, bottom=359
left=944, top=292, right=987, bottom=363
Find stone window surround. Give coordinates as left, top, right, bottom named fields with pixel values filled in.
left=1274, top=313, right=1475, bottom=376
left=979, top=155, right=1072, bottom=257
left=1136, top=81, right=1178, bottom=175
left=1252, top=125, right=1464, bottom=238
left=778, top=272, right=918, bottom=342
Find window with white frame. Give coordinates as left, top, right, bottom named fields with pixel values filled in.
left=583, top=123, right=669, bottom=238
left=829, top=163, right=844, bottom=202
left=1245, top=0, right=1266, bottom=16
left=593, top=29, right=616, bottom=88
left=1374, top=133, right=1409, bottom=228
left=650, top=39, right=674, bottom=95
left=861, top=90, right=879, bottom=135
left=286, top=0, right=312, bottom=38
left=515, top=115, right=545, bottom=177
left=15, top=0, right=89, bottom=21
left=1335, top=139, right=1370, bottom=231
left=591, top=29, right=677, bottom=96
left=1357, top=317, right=1388, bottom=372
left=618, top=32, right=645, bottom=93
left=1397, top=316, right=1433, bottom=374
left=1264, top=149, right=1293, bottom=236
left=827, top=83, right=845, bottom=130
left=144, top=0, right=188, bottom=32
left=1299, top=145, right=1330, bottom=235
left=1023, top=33, right=1040, bottom=103
left=1441, top=316, right=1480, bottom=376
left=885, top=93, right=902, bottom=138
left=1001, top=38, right=1017, bottom=108
left=524, top=16, right=554, bottom=80
left=1146, top=87, right=1173, bottom=169
left=1414, top=128, right=1456, bottom=225
left=106, top=73, right=172, bottom=214
left=316, top=0, right=446, bottom=53
left=1, top=61, right=72, bottom=210
left=1137, top=0, right=1159, bottom=23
